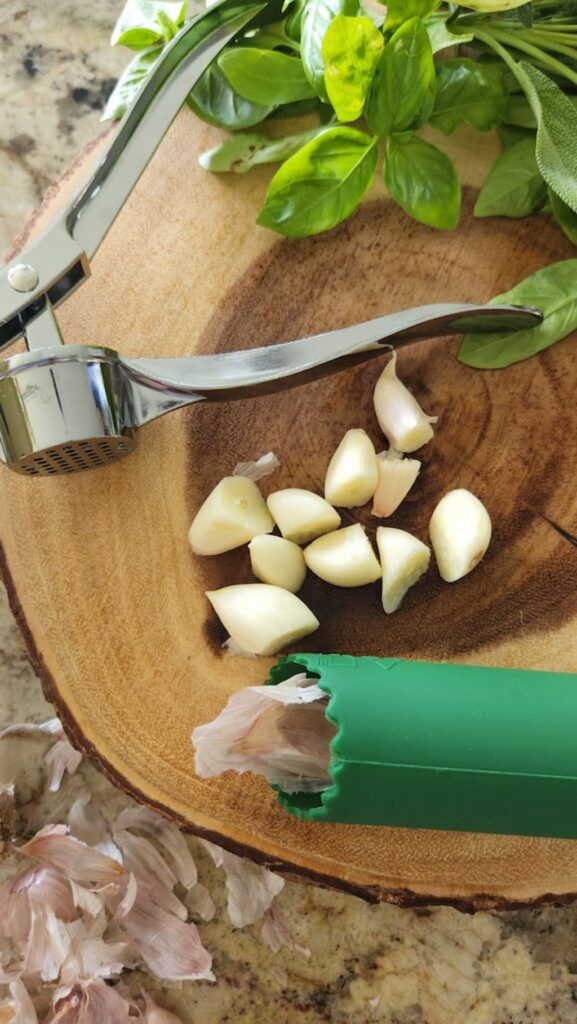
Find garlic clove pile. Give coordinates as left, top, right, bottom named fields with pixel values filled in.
left=376, top=527, right=430, bottom=613
left=206, top=584, right=319, bottom=656
left=429, top=488, right=492, bottom=583
left=373, top=352, right=436, bottom=453
left=304, top=524, right=382, bottom=587
left=249, top=535, right=307, bottom=593
left=189, top=477, right=274, bottom=555
left=371, top=448, right=421, bottom=518
left=324, top=429, right=379, bottom=508
left=267, top=488, right=341, bottom=545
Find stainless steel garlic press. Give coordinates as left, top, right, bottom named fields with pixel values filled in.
left=0, top=0, right=542, bottom=477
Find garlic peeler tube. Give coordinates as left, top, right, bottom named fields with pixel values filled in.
left=267, top=654, right=577, bottom=839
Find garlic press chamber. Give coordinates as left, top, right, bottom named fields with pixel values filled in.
left=0, top=0, right=542, bottom=477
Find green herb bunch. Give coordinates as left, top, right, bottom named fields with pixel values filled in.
left=105, top=0, right=577, bottom=244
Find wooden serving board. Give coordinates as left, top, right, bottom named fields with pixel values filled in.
left=3, top=112, right=577, bottom=909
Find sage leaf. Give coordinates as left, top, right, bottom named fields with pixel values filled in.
left=459, top=260, right=577, bottom=369
left=188, top=63, right=273, bottom=130
left=430, top=59, right=507, bottom=134
left=366, top=18, right=435, bottom=137
left=101, top=45, right=161, bottom=121
left=111, top=0, right=186, bottom=49
left=385, top=134, right=460, bottom=230
left=514, top=62, right=577, bottom=216
left=549, top=188, right=577, bottom=246
left=385, top=0, right=440, bottom=30
left=257, top=126, right=377, bottom=236
left=219, top=48, right=317, bottom=105
left=199, top=125, right=328, bottom=173
left=301, top=0, right=360, bottom=102
left=322, top=14, right=384, bottom=122
left=474, top=137, right=546, bottom=218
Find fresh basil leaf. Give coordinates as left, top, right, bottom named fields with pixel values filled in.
left=188, top=63, right=274, bottom=130
left=285, top=0, right=306, bottom=42
left=426, top=14, right=472, bottom=54
left=199, top=125, right=328, bottom=172
left=430, top=59, right=507, bottom=134
left=503, top=92, right=536, bottom=129
left=257, top=126, right=377, bottom=235
left=459, top=260, right=577, bottom=369
left=366, top=18, right=435, bottom=137
left=385, top=134, right=460, bottom=229
left=322, top=14, right=383, bottom=122
left=385, top=0, right=439, bottom=31
left=268, top=98, right=323, bottom=119
left=499, top=124, right=534, bottom=149
left=549, top=188, right=577, bottom=246
left=219, top=48, right=316, bottom=104
left=514, top=63, right=577, bottom=216
left=301, top=0, right=359, bottom=102
left=244, top=20, right=301, bottom=52
left=101, top=45, right=161, bottom=121
left=474, top=137, right=546, bottom=218
left=111, top=0, right=186, bottom=50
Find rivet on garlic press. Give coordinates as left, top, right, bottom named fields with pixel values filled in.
left=7, top=264, right=39, bottom=293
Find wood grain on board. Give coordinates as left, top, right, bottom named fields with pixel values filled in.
left=2, top=112, right=577, bottom=906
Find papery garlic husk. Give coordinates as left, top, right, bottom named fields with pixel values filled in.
left=249, top=535, right=307, bottom=593
left=373, top=352, right=437, bottom=453
left=267, top=488, right=341, bottom=544
left=206, top=584, right=319, bottom=655
left=376, top=527, right=430, bottom=613
left=371, top=448, right=421, bottom=518
left=189, top=477, right=274, bottom=555
left=192, top=673, right=336, bottom=793
left=324, top=428, right=379, bottom=508
left=304, top=524, right=381, bottom=587
left=429, top=488, right=492, bottom=583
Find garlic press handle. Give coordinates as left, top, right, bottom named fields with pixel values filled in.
left=0, top=0, right=267, bottom=352
left=122, top=301, right=543, bottom=412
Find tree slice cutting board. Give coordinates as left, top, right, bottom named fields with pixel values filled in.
left=2, top=111, right=577, bottom=910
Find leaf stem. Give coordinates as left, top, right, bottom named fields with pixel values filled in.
left=473, top=26, right=577, bottom=88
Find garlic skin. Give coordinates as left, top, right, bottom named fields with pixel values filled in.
left=376, top=527, right=430, bottom=613
left=372, top=449, right=421, bottom=518
left=249, top=535, right=307, bottom=593
left=373, top=352, right=436, bottom=453
left=189, top=477, right=274, bottom=555
left=304, top=524, right=381, bottom=587
left=206, top=584, right=319, bottom=656
left=267, top=488, right=341, bottom=545
left=324, top=428, right=379, bottom=508
left=429, top=489, right=492, bottom=583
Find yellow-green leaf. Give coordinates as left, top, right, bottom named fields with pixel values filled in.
left=322, top=14, right=383, bottom=122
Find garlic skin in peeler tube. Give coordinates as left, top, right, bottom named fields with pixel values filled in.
left=324, top=429, right=379, bottom=508
left=249, top=535, right=307, bottom=593
left=304, top=524, right=381, bottom=587
left=373, top=352, right=436, bottom=453
left=267, top=488, right=341, bottom=545
left=376, top=527, right=430, bottom=613
left=372, top=448, right=421, bottom=518
left=206, top=584, right=319, bottom=656
left=189, top=477, right=274, bottom=555
left=429, top=488, right=492, bottom=583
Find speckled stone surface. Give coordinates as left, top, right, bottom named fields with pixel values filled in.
left=3, top=4, right=577, bottom=1022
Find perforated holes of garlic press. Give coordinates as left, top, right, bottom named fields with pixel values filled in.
left=16, top=437, right=135, bottom=476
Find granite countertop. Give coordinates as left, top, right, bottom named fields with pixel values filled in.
left=3, top=4, right=577, bottom=1023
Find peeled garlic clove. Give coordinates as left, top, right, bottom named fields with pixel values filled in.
left=189, top=477, right=274, bottom=555
left=249, top=535, right=307, bottom=593
left=372, top=449, right=421, bottom=518
left=373, top=352, right=436, bottom=453
left=304, top=524, right=381, bottom=587
left=206, top=584, right=319, bottom=656
left=267, top=488, right=341, bottom=545
left=324, top=428, right=379, bottom=508
left=429, top=488, right=492, bottom=583
left=376, top=527, right=430, bottom=613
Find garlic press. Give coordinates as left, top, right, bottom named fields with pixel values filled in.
left=0, top=0, right=542, bottom=477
